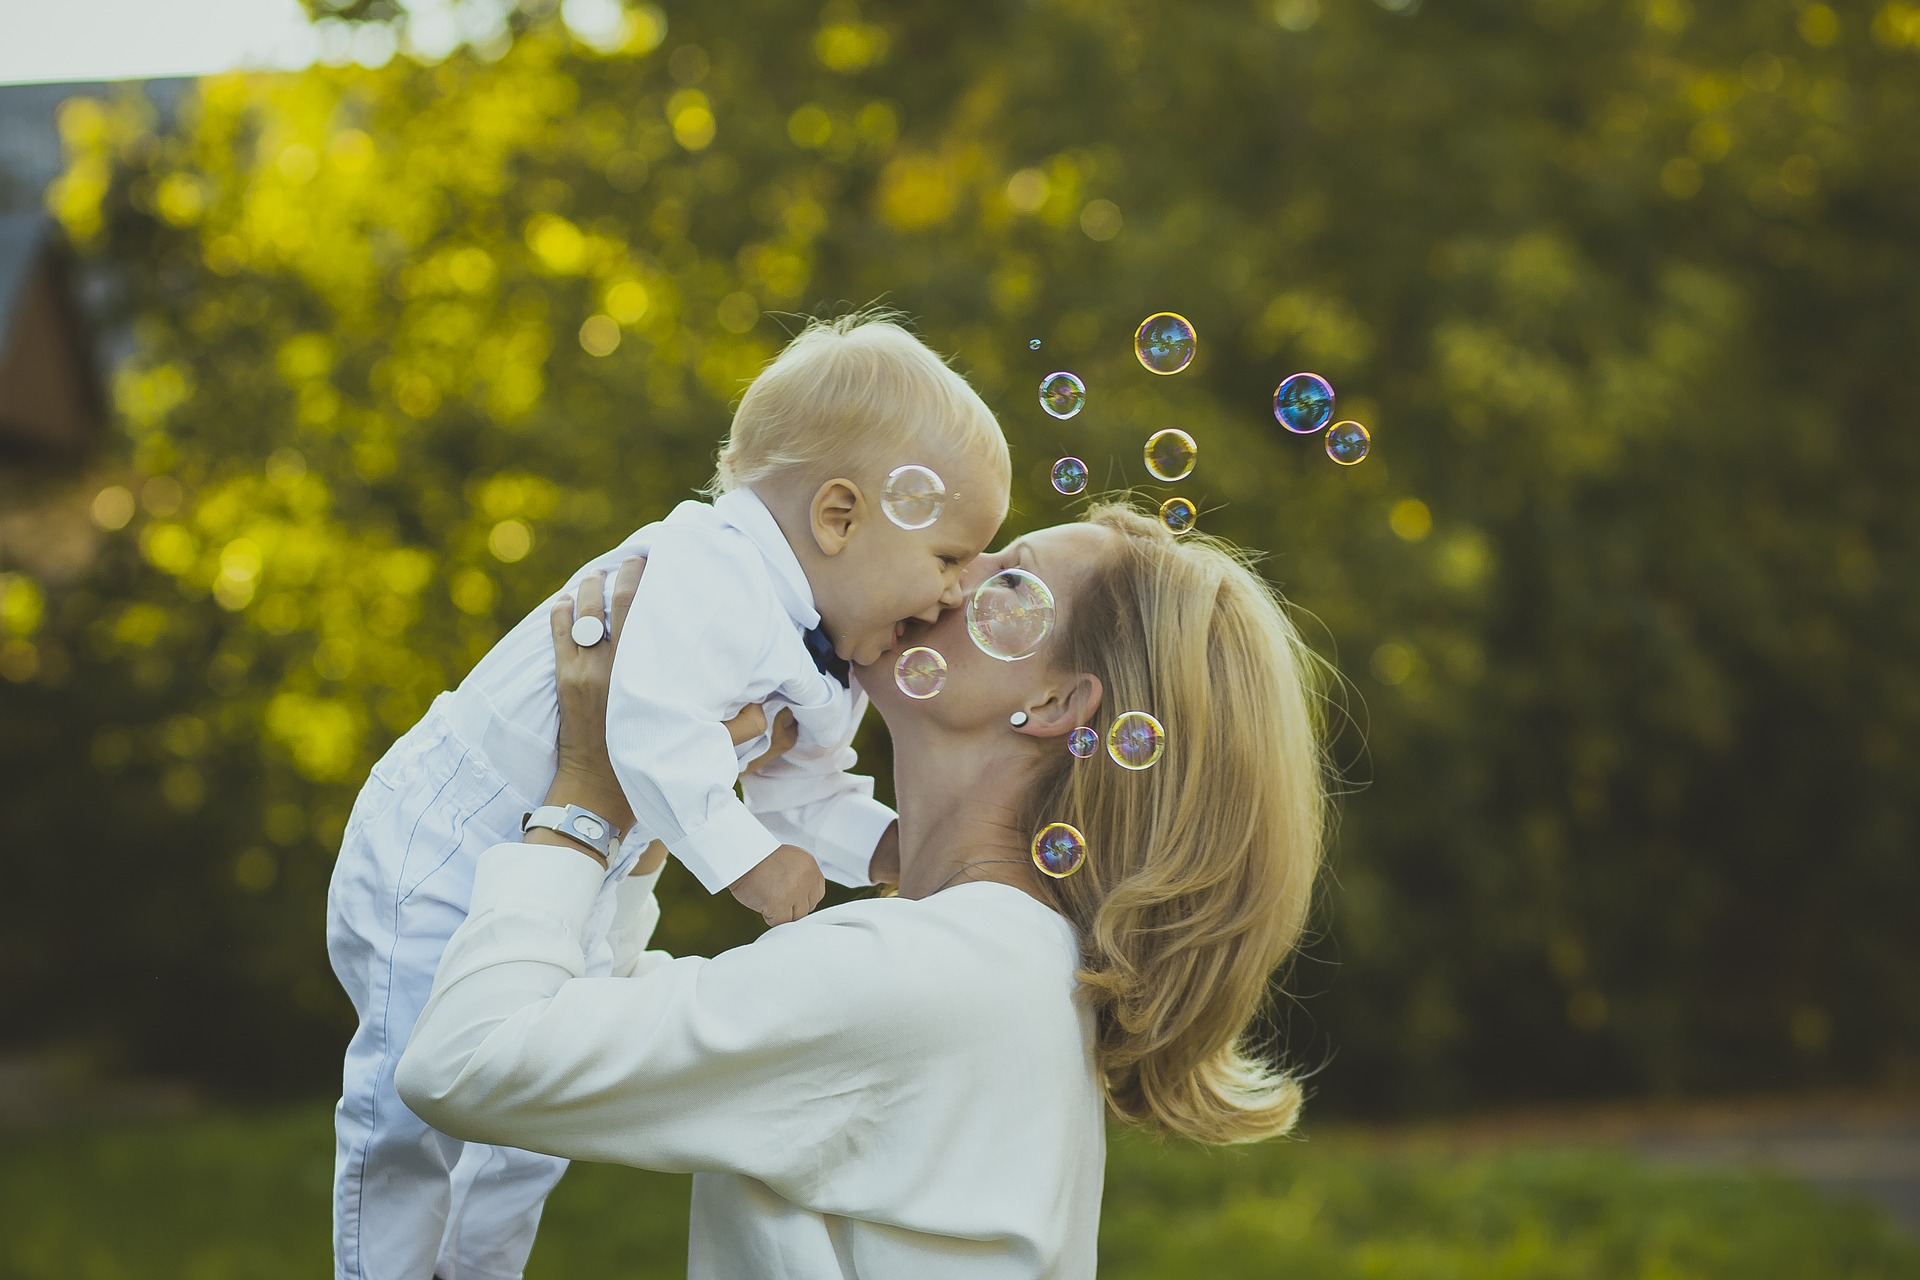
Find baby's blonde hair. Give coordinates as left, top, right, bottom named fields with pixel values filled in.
left=707, top=310, right=1009, bottom=497
left=1025, top=502, right=1333, bottom=1145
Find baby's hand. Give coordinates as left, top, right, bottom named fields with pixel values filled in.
left=728, top=844, right=825, bottom=926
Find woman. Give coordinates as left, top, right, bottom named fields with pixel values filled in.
left=396, top=502, right=1332, bottom=1277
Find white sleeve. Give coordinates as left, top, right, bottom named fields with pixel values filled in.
left=604, top=865, right=668, bottom=979
left=605, top=532, right=783, bottom=893
left=739, top=691, right=896, bottom=888
left=395, top=842, right=930, bottom=1195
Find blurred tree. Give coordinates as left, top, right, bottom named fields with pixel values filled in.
left=2, top=0, right=1915, bottom=1113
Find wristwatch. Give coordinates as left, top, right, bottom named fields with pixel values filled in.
left=521, top=803, right=624, bottom=861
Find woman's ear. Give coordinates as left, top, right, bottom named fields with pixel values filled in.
left=810, top=479, right=862, bottom=556
left=1017, top=673, right=1104, bottom=738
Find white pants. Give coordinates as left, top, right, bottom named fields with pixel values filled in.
left=326, top=699, right=625, bottom=1280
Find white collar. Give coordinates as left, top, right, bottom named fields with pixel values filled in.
left=711, top=486, right=820, bottom=630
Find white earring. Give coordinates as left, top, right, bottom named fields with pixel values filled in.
left=1009, top=711, right=1029, bottom=728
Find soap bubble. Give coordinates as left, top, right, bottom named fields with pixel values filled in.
left=1326, top=420, right=1371, bottom=465
left=1144, top=429, right=1197, bottom=482
left=1039, top=371, right=1086, bottom=420
left=1273, top=372, right=1335, bottom=434
left=1107, top=711, right=1165, bottom=770
left=1158, top=496, right=1197, bottom=535
left=1030, top=821, right=1088, bottom=878
left=1134, top=312, right=1196, bottom=374
left=893, top=646, right=947, bottom=699
left=1029, top=338, right=1042, bottom=350
left=1051, top=456, right=1088, bottom=495
left=967, top=567, right=1055, bottom=661
left=1068, top=726, right=1098, bottom=759
left=881, top=464, right=945, bottom=530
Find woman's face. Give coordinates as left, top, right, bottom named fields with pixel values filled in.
left=856, top=520, right=1117, bottom=730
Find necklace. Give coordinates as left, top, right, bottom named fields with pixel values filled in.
left=927, top=857, right=1033, bottom=896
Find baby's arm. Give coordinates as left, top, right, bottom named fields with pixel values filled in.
left=739, top=709, right=897, bottom=889
left=601, top=535, right=798, bottom=895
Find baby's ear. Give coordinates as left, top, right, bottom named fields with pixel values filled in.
left=810, top=479, right=862, bottom=555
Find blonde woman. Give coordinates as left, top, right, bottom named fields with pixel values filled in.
left=397, top=503, right=1332, bottom=1278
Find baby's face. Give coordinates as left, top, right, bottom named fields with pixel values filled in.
left=816, top=449, right=1009, bottom=671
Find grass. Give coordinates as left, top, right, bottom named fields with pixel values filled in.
left=1, top=1103, right=1914, bottom=1279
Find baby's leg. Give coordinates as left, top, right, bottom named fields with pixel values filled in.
left=435, top=1143, right=569, bottom=1280
left=326, top=722, right=529, bottom=1280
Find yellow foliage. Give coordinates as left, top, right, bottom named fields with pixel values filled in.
left=265, top=691, right=363, bottom=782
left=0, top=574, right=46, bottom=636
left=877, top=153, right=956, bottom=230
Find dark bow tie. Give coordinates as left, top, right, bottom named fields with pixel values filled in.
left=802, top=624, right=850, bottom=689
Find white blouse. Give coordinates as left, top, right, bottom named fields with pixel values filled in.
left=395, top=843, right=1107, bottom=1278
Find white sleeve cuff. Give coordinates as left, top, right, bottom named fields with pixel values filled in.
left=669, top=800, right=781, bottom=893
left=470, top=841, right=607, bottom=931
left=809, top=795, right=898, bottom=888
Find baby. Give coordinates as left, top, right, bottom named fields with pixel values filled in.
left=324, top=314, right=1011, bottom=1280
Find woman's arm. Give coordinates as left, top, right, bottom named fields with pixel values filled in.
left=393, top=839, right=922, bottom=1186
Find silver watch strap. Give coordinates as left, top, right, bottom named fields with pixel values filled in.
left=521, top=803, right=623, bottom=859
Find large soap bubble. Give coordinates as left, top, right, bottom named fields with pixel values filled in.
left=967, top=567, right=1055, bottom=661
left=1134, top=312, right=1196, bottom=375
left=893, top=646, right=948, bottom=699
left=1144, top=429, right=1197, bottom=482
left=1106, top=711, right=1166, bottom=770
left=1325, top=420, right=1371, bottom=465
left=1039, top=371, right=1086, bottom=420
left=881, top=464, right=946, bottom=530
left=1273, top=372, right=1335, bottom=434
left=1068, top=726, right=1098, bottom=759
left=1031, top=821, right=1088, bottom=878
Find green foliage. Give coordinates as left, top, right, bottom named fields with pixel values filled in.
left=1, top=0, right=1916, bottom=1110
left=4, top=1105, right=1914, bottom=1278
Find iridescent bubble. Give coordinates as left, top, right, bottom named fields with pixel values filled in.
left=1031, top=821, right=1088, bottom=878
left=967, top=567, right=1055, bottom=661
left=1134, top=312, right=1196, bottom=375
left=1039, top=371, right=1086, bottom=420
left=1068, top=726, right=1098, bottom=759
left=1326, top=420, right=1371, bottom=465
left=1106, top=711, right=1165, bottom=770
left=1273, top=372, right=1335, bottom=434
left=1144, top=428, right=1197, bottom=482
left=881, top=464, right=945, bottom=530
left=1029, top=338, right=1042, bottom=350
left=1051, top=456, right=1088, bottom=495
left=1158, top=496, right=1197, bottom=535
left=893, top=646, right=947, bottom=699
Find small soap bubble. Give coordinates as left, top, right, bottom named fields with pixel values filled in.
left=893, top=646, right=948, bottom=699
left=1039, top=371, right=1086, bottom=420
left=1326, top=420, right=1371, bottom=465
left=1134, top=312, right=1196, bottom=375
left=1068, top=726, right=1098, bottom=759
left=1051, top=456, right=1089, bottom=495
left=1144, top=429, right=1197, bottom=482
left=1273, top=372, right=1335, bottom=434
left=1031, top=821, right=1088, bottom=878
left=1158, top=496, right=1197, bottom=535
left=1107, top=711, right=1166, bottom=770
left=967, top=567, right=1056, bottom=661
left=1029, top=338, right=1042, bottom=350
left=881, top=464, right=945, bottom=530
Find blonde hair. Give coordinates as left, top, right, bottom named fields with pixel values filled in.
left=707, top=310, right=1009, bottom=497
left=1023, top=502, right=1333, bottom=1145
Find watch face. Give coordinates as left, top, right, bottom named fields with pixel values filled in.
left=572, top=814, right=606, bottom=841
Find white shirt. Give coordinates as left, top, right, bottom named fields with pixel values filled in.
left=395, top=842, right=1106, bottom=1279
left=449, top=488, right=897, bottom=891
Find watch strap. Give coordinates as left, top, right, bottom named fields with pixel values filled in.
left=521, top=803, right=624, bottom=859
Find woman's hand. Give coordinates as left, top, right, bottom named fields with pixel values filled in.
left=548, top=559, right=642, bottom=829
